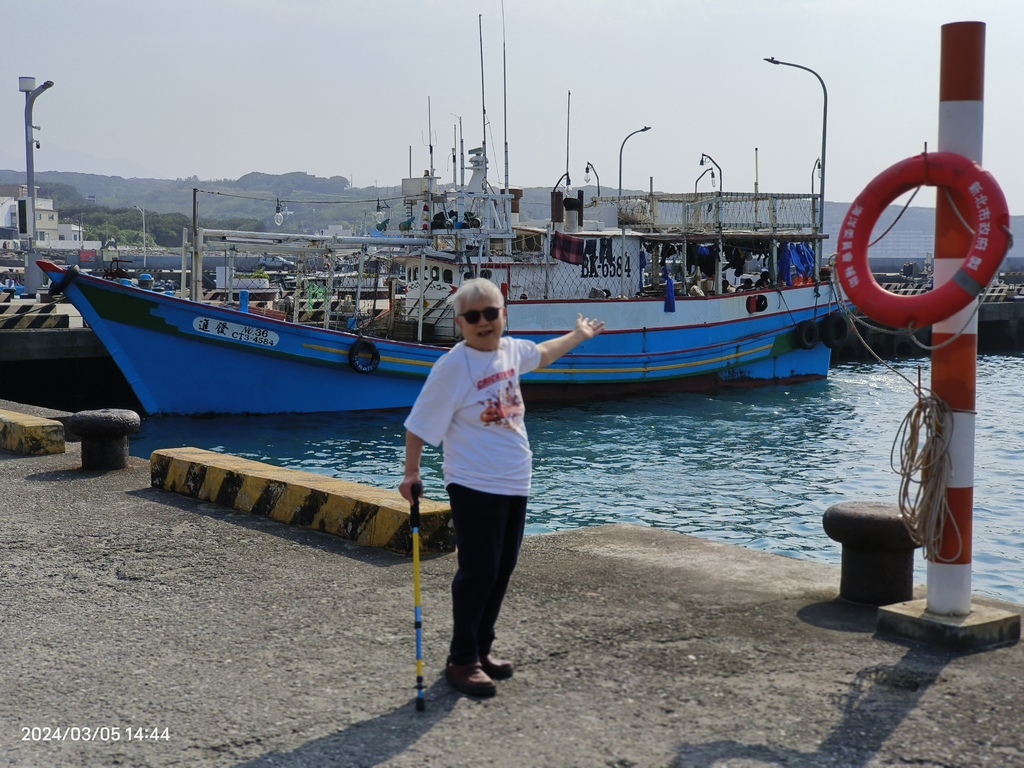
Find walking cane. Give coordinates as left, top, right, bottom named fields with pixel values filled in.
left=410, top=482, right=425, bottom=711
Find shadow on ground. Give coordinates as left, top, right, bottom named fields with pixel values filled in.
left=233, top=681, right=458, bottom=768
left=671, top=641, right=955, bottom=767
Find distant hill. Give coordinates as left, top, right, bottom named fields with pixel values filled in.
left=2, top=169, right=1019, bottom=265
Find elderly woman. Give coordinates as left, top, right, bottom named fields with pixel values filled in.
left=399, top=278, right=604, bottom=698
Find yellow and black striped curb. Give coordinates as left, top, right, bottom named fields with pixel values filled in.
left=0, top=303, right=69, bottom=329
left=150, top=447, right=454, bottom=556
left=0, top=409, right=66, bottom=455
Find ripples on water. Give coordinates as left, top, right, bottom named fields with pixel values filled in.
left=131, top=353, right=1023, bottom=604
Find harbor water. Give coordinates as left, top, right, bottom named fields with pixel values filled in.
left=129, top=354, right=1024, bottom=605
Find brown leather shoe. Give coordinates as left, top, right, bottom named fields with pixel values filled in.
left=480, top=654, right=514, bottom=680
left=444, top=662, right=497, bottom=697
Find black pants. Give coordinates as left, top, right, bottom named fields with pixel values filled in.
left=446, top=483, right=527, bottom=666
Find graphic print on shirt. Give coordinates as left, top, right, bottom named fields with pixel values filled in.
left=477, top=368, right=525, bottom=430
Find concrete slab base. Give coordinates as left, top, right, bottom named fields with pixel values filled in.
left=0, top=408, right=65, bottom=455
left=150, top=447, right=454, bottom=556
left=877, top=598, right=1021, bottom=651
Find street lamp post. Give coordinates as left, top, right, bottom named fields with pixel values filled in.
left=699, top=154, right=722, bottom=196
left=134, top=205, right=147, bottom=269
left=764, top=56, right=828, bottom=261
left=694, top=166, right=715, bottom=194
left=617, top=126, right=651, bottom=297
left=584, top=162, right=601, bottom=197
left=19, top=76, right=54, bottom=297
left=617, top=126, right=651, bottom=200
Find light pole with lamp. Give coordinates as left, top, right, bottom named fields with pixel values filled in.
left=617, top=126, right=651, bottom=200
left=810, top=157, right=821, bottom=228
left=617, top=126, right=652, bottom=296
left=134, top=205, right=147, bottom=269
left=764, top=56, right=827, bottom=262
left=699, top=153, right=722, bottom=196
left=19, top=76, right=54, bottom=297
left=584, top=162, right=601, bottom=197
left=694, top=166, right=715, bottom=194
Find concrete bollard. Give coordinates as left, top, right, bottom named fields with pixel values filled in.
left=67, top=409, right=141, bottom=470
left=822, top=501, right=919, bottom=606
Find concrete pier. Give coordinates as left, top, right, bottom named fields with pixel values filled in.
left=1, top=405, right=1021, bottom=767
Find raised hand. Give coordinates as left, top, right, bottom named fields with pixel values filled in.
left=575, top=314, right=606, bottom=340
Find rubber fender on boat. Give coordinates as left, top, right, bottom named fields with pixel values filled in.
left=819, top=313, right=850, bottom=350
left=745, top=294, right=768, bottom=314
left=46, top=264, right=80, bottom=296
left=794, top=319, right=819, bottom=350
left=348, top=338, right=381, bottom=373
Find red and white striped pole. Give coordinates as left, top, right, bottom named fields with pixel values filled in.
left=928, top=21, right=986, bottom=616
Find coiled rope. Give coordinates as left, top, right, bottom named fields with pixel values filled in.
left=889, top=384, right=961, bottom=561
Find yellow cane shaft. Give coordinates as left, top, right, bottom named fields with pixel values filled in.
left=412, top=530, right=422, bottom=608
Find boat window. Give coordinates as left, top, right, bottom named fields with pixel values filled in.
left=443, top=269, right=453, bottom=283
left=431, top=266, right=440, bottom=280
left=480, top=269, right=492, bottom=278
left=412, top=267, right=419, bottom=280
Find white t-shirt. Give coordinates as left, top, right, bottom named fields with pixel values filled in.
left=404, top=337, right=542, bottom=496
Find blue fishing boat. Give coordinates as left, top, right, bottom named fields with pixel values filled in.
left=37, top=165, right=847, bottom=416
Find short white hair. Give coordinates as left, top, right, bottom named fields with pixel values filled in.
left=452, top=278, right=503, bottom=314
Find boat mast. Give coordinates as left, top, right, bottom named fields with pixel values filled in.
left=501, top=0, right=511, bottom=254
left=478, top=15, right=488, bottom=194
left=477, top=14, right=489, bottom=268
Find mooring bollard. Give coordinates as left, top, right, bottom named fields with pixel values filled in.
left=822, top=501, right=919, bottom=606
left=67, top=409, right=141, bottom=470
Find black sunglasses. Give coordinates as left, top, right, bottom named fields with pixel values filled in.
left=459, top=306, right=502, bottom=324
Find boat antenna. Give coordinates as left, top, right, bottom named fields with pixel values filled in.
left=501, top=0, right=509, bottom=194
left=427, top=96, right=435, bottom=180
left=478, top=14, right=488, bottom=191
left=451, top=114, right=464, bottom=187
left=452, top=124, right=457, bottom=186
left=564, top=90, right=571, bottom=188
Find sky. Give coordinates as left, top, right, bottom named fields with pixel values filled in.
left=4, top=0, right=1024, bottom=216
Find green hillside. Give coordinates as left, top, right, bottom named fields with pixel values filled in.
left=0, top=168, right=988, bottom=260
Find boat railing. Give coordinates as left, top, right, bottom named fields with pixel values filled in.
left=593, top=192, right=819, bottom=235
left=201, top=229, right=434, bottom=251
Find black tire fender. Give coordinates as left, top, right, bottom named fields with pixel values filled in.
left=348, top=338, right=381, bottom=374
left=49, top=264, right=80, bottom=296
left=820, top=313, right=850, bottom=350
left=794, top=319, right=819, bottom=350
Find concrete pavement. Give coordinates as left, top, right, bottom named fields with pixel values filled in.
left=1, top=429, right=1022, bottom=767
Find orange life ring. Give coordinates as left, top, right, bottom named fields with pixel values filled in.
left=836, top=152, right=1011, bottom=329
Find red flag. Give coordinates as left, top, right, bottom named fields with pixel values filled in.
left=551, top=231, right=585, bottom=265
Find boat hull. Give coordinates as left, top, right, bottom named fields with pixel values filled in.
left=39, top=262, right=839, bottom=416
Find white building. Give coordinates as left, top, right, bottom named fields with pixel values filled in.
left=58, top=222, right=83, bottom=242
left=0, top=184, right=59, bottom=246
